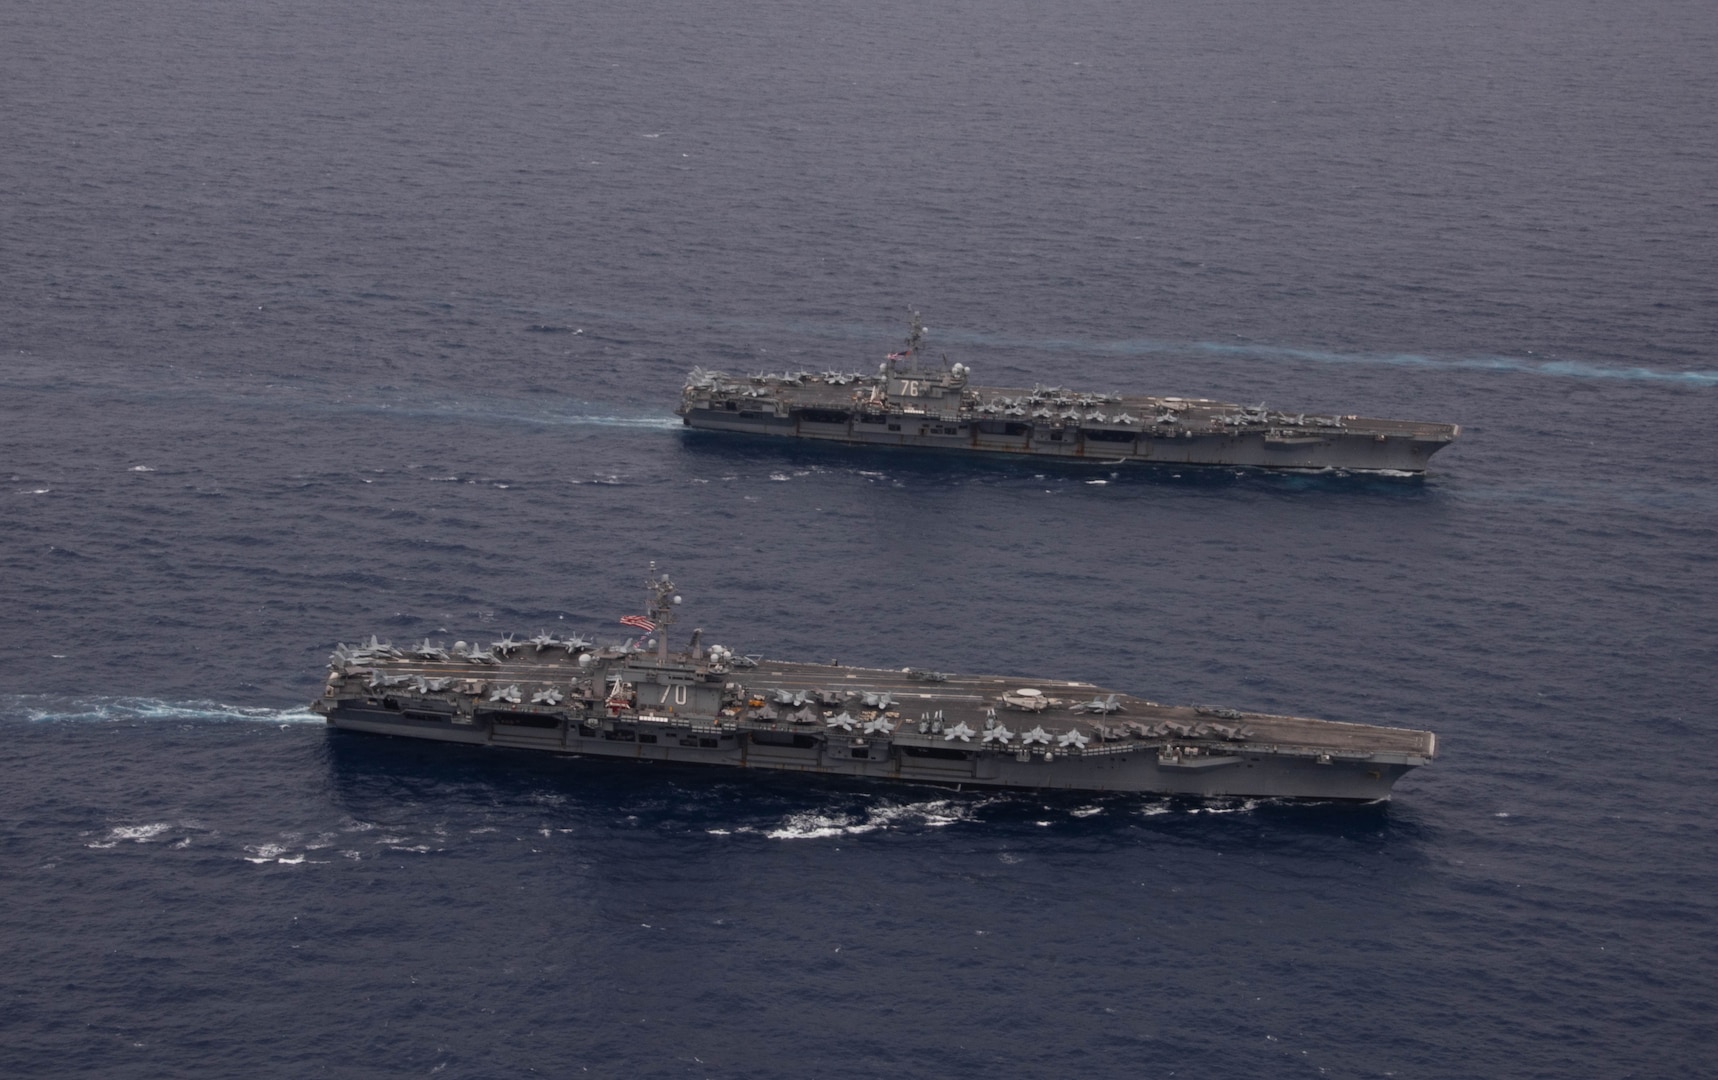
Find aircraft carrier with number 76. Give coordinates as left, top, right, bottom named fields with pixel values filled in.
left=678, top=313, right=1459, bottom=474
left=314, top=568, right=1437, bottom=801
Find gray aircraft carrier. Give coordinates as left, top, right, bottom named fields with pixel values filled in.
left=314, top=568, right=1436, bottom=801
left=678, top=314, right=1459, bottom=473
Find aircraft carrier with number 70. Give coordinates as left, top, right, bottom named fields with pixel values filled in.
left=314, top=568, right=1437, bottom=801
left=678, top=313, right=1459, bottom=474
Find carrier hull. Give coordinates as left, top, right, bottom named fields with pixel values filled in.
left=325, top=702, right=1420, bottom=800
left=680, top=406, right=1451, bottom=473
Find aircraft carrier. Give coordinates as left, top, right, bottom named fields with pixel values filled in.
left=678, top=314, right=1459, bottom=474
left=314, top=568, right=1437, bottom=801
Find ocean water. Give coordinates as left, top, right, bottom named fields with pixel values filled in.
left=3, top=1, right=1715, bottom=1077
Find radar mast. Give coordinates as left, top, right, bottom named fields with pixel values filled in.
left=644, top=561, right=680, bottom=661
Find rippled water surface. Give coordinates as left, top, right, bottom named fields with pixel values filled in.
left=3, top=2, right=1715, bottom=1077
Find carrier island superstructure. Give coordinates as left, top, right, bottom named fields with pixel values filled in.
left=314, top=569, right=1436, bottom=801
left=678, top=314, right=1459, bottom=474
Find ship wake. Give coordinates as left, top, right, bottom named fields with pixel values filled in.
left=3, top=695, right=322, bottom=726
left=1171, top=340, right=1718, bottom=385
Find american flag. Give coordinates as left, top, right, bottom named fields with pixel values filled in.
left=619, top=614, right=656, bottom=632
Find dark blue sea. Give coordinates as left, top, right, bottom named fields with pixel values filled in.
left=4, top=1, right=1715, bottom=1076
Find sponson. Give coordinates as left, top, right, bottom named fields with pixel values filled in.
left=315, top=568, right=1436, bottom=801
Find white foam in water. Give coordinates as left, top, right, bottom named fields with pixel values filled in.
left=765, top=798, right=976, bottom=840
left=6, top=695, right=323, bottom=726
left=243, top=843, right=290, bottom=863
left=1186, top=799, right=1262, bottom=815
left=87, top=822, right=176, bottom=848
left=765, top=811, right=868, bottom=840
left=111, top=823, right=173, bottom=842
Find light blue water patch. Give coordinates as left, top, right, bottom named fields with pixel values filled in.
left=3, top=695, right=323, bottom=726
left=0, top=370, right=685, bottom=431
left=1175, top=342, right=1718, bottom=386
left=327, top=399, right=683, bottom=429
left=957, top=333, right=1718, bottom=386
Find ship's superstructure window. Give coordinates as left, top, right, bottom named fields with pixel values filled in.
left=903, top=746, right=969, bottom=761
left=798, top=408, right=850, bottom=424
left=752, top=731, right=818, bottom=749
left=487, top=710, right=559, bottom=729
